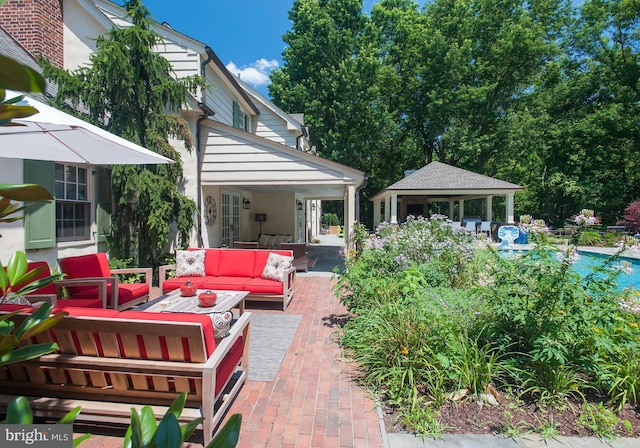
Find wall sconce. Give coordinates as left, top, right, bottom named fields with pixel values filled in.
left=243, top=197, right=251, bottom=210
left=296, top=199, right=303, bottom=211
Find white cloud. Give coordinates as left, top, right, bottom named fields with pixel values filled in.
left=226, top=59, right=279, bottom=87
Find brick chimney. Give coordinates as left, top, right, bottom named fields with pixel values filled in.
left=0, top=0, right=64, bottom=67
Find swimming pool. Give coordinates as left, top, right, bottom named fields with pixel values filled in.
left=572, top=251, right=640, bottom=290
left=500, top=249, right=640, bottom=290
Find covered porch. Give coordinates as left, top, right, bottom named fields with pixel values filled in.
left=371, top=162, right=523, bottom=228
left=198, top=121, right=365, bottom=248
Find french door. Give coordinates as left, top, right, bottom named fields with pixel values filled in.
left=221, top=191, right=240, bottom=247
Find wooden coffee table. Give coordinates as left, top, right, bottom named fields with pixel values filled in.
left=138, top=289, right=248, bottom=315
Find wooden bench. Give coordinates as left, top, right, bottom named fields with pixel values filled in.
left=0, top=308, right=251, bottom=444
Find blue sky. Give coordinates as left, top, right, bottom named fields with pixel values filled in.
left=142, top=1, right=416, bottom=97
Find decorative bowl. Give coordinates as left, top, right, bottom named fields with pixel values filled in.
left=198, top=290, right=217, bottom=307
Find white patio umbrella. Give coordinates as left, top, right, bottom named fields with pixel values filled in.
left=0, top=91, right=174, bottom=165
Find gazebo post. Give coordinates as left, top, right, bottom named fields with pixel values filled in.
left=449, top=201, right=454, bottom=222
left=486, top=196, right=493, bottom=222
left=459, top=199, right=465, bottom=223
left=506, top=193, right=515, bottom=223
left=391, top=194, right=398, bottom=224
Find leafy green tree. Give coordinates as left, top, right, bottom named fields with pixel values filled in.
left=270, top=0, right=412, bottom=224
left=41, top=0, right=205, bottom=268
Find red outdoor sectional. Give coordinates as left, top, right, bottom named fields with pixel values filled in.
left=159, top=247, right=296, bottom=311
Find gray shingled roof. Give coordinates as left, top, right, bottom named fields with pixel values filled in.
left=385, top=161, right=522, bottom=191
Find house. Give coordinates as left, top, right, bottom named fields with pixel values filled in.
left=0, top=0, right=365, bottom=264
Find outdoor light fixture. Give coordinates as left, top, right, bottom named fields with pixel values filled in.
left=255, top=213, right=266, bottom=235
left=296, top=199, right=303, bottom=211
left=243, top=197, right=251, bottom=210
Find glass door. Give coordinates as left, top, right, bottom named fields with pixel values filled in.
left=221, top=191, right=240, bottom=247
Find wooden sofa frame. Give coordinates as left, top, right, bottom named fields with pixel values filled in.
left=0, top=311, right=251, bottom=444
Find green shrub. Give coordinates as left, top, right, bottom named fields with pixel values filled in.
left=578, top=231, right=603, bottom=246
left=323, top=213, right=340, bottom=226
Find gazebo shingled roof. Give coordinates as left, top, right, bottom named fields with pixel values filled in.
left=383, top=161, right=522, bottom=192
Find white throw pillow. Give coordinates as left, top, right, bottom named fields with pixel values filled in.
left=274, top=235, right=285, bottom=246
left=2, top=293, right=31, bottom=306
left=261, top=252, right=293, bottom=282
left=282, top=235, right=293, bottom=243
left=175, top=249, right=206, bottom=277
left=258, top=234, right=270, bottom=247
left=211, top=311, right=233, bottom=341
left=266, top=235, right=277, bottom=247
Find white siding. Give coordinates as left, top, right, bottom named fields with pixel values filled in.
left=253, top=100, right=299, bottom=147
left=154, top=41, right=200, bottom=80
left=200, top=126, right=348, bottom=185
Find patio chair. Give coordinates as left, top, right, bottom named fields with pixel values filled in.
left=480, top=221, right=492, bottom=239
left=465, top=221, right=477, bottom=235
left=280, top=242, right=309, bottom=272
left=58, top=253, right=152, bottom=310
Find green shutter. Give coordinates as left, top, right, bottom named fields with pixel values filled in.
left=232, top=101, right=241, bottom=129
left=95, top=166, right=112, bottom=243
left=23, top=160, right=55, bottom=249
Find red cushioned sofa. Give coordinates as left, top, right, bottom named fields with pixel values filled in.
left=0, top=304, right=250, bottom=445
left=159, top=248, right=296, bottom=311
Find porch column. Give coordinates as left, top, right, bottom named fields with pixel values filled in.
left=385, top=196, right=391, bottom=223
left=449, top=201, right=454, bottom=221
left=459, top=199, right=465, bottom=222
left=344, top=184, right=356, bottom=247
left=373, top=199, right=380, bottom=227
left=391, top=194, right=398, bottom=224
left=506, top=193, right=515, bottom=223
left=486, top=196, right=493, bottom=222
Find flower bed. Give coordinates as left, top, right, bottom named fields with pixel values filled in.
left=335, top=216, right=640, bottom=439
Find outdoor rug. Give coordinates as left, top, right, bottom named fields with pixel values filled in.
left=247, top=313, right=302, bottom=381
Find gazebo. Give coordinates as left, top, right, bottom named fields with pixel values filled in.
left=370, top=162, right=524, bottom=226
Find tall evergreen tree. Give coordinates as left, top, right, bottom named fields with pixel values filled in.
left=41, top=0, right=205, bottom=268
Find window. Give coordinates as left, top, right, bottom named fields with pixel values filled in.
left=232, top=101, right=249, bottom=132
left=55, top=164, right=90, bottom=241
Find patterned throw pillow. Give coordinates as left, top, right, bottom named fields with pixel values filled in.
left=261, top=252, right=293, bottom=282
left=211, top=311, right=233, bottom=340
left=2, top=293, right=31, bottom=306
left=175, top=249, right=206, bottom=277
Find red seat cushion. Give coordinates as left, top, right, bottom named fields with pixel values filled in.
left=202, top=277, right=249, bottom=291
left=55, top=298, right=105, bottom=309
left=202, top=249, right=221, bottom=276
left=59, top=253, right=111, bottom=295
left=68, top=281, right=149, bottom=308
left=218, top=250, right=255, bottom=278
left=52, top=307, right=120, bottom=318
left=0, top=304, right=33, bottom=312
left=162, top=277, right=212, bottom=293
left=243, top=278, right=285, bottom=295
left=13, top=261, right=57, bottom=296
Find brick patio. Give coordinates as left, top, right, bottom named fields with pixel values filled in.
left=75, top=275, right=384, bottom=447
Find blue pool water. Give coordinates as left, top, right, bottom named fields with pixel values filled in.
left=501, top=250, right=640, bottom=290
left=571, top=251, right=640, bottom=290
